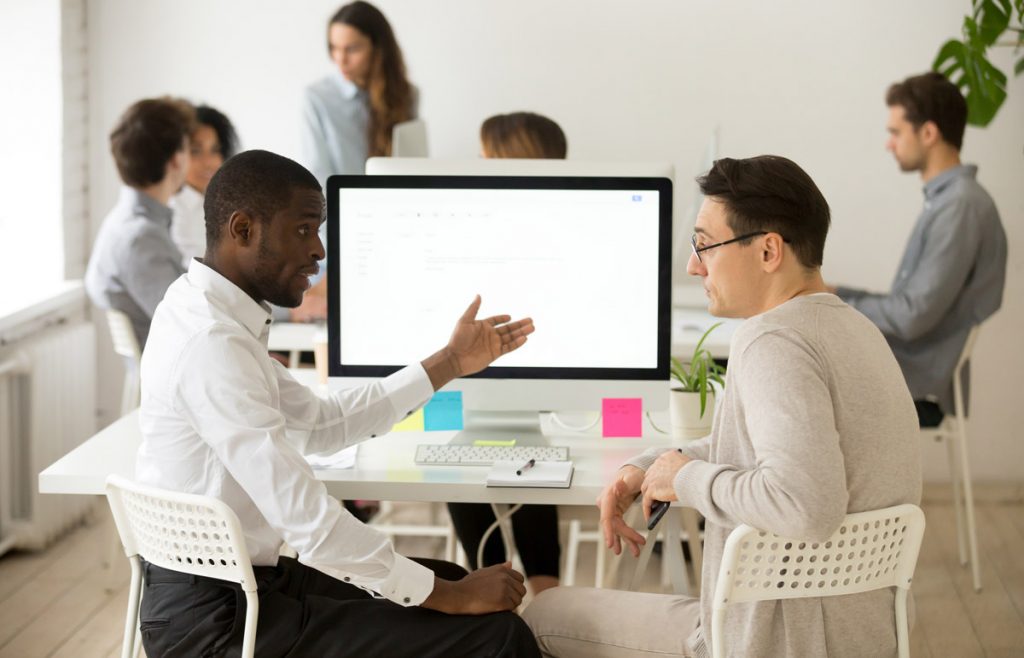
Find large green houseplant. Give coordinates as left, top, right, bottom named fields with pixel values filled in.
left=933, top=0, right=1024, bottom=126
left=669, top=323, right=726, bottom=440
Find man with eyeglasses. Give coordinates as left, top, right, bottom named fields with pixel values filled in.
left=831, top=72, right=1007, bottom=429
left=523, top=155, right=921, bottom=658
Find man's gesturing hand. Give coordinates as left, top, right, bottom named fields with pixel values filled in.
left=639, top=450, right=690, bottom=522
left=447, top=295, right=534, bottom=376
left=421, top=562, right=527, bottom=615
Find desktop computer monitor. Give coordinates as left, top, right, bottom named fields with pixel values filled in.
left=326, top=173, right=672, bottom=442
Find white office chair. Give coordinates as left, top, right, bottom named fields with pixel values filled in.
left=920, top=324, right=982, bottom=591
left=105, top=475, right=260, bottom=658
left=105, top=310, right=141, bottom=415
left=711, top=504, right=925, bottom=658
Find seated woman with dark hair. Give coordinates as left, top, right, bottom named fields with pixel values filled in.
left=447, top=111, right=567, bottom=596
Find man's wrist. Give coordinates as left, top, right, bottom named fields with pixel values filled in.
left=421, top=347, right=461, bottom=392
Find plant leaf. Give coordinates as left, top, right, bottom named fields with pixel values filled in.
left=933, top=38, right=1008, bottom=126
left=972, top=0, right=1012, bottom=47
left=1016, top=54, right=1024, bottom=77
left=698, top=366, right=708, bottom=418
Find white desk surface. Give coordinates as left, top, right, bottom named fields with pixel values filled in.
left=267, top=322, right=321, bottom=352
left=38, top=409, right=673, bottom=506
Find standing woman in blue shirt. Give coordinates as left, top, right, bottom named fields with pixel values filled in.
left=301, top=1, right=416, bottom=188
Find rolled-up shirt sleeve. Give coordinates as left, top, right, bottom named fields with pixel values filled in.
left=171, top=330, right=435, bottom=606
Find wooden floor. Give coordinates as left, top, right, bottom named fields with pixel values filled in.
left=1, top=499, right=1022, bottom=657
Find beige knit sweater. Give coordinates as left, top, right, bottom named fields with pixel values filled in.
left=629, top=293, right=922, bottom=658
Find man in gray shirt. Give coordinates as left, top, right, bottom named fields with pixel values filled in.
left=523, top=156, right=921, bottom=657
left=834, top=72, right=1007, bottom=426
left=85, top=97, right=195, bottom=348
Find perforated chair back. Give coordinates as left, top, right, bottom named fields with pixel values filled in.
left=711, top=504, right=925, bottom=658
left=105, top=475, right=259, bottom=658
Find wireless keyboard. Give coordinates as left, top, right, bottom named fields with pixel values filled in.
left=414, top=444, right=570, bottom=466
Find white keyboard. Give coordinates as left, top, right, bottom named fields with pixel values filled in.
left=415, top=444, right=570, bottom=466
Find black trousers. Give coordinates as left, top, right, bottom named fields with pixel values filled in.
left=138, top=557, right=540, bottom=658
left=915, top=399, right=945, bottom=428
left=446, top=503, right=560, bottom=577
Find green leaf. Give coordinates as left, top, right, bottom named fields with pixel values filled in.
left=698, top=367, right=708, bottom=418
left=1016, top=54, right=1024, bottom=77
left=933, top=38, right=1008, bottom=126
left=972, top=0, right=1012, bottom=47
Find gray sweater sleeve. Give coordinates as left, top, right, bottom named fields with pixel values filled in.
left=672, top=330, right=849, bottom=541
left=624, top=436, right=711, bottom=471
left=836, top=198, right=982, bottom=341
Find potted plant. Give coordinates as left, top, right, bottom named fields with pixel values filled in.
left=669, top=323, right=726, bottom=441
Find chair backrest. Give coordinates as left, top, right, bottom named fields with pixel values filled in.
left=714, top=504, right=925, bottom=607
left=106, top=310, right=141, bottom=361
left=105, top=475, right=257, bottom=592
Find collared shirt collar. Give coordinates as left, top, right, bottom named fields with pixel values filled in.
left=120, top=185, right=174, bottom=228
left=923, top=164, right=977, bottom=200
left=187, top=258, right=273, bottom=339
left=331, top=69, right=362, bottom=100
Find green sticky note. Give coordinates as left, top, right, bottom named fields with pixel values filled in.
left=473, top=439, right=517, bottom=447
left=393, top=409, right=424, bottom=432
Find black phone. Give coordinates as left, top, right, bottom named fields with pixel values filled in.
left=647, top=500, right=670, bottom=530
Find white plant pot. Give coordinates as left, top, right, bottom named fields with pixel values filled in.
left=669, top=388, right=715, bottom=444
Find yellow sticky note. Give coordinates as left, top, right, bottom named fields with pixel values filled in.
left=392, top=409, right=424, bottom=432
left=473, top=439, right=516, bottom=447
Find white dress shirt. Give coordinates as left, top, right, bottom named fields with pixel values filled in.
left=136, top=259, right=437, bottom=606
left=169, top=184, right=206, bottom=265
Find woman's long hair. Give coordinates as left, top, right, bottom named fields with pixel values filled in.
left=329, top=2, right=414, bottom=157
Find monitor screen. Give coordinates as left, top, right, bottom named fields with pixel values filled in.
left=326, top=175, right=671, bottom=388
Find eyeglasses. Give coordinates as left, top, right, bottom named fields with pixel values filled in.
left=690, top=231, right=768, bottom=263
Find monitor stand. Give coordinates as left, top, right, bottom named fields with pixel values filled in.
left=449, top=411, right=549, bottom=447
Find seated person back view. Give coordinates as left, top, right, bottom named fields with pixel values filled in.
left=135, top=149, right=540, bottom=657
left=85, top=97, right=195, bottom=348
left=447, top=111, right=568, bottom=597
left=833, top=72, right=1007, bottom=427
left=523, top=156, right=922, bottom=658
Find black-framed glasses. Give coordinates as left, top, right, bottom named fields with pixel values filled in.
left=690, top=231, right=768, bottom=263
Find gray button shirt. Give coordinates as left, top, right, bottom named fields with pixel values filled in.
left=85, top=186, right=186, bottom=348
left=837, top=164, right=1007, bottom=413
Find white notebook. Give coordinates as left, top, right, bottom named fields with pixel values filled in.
left=486, top=460, right=574, bottom=488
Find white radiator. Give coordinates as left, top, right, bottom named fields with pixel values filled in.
left=0, top=320, right=97, bottom=554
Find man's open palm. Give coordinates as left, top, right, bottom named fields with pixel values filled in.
left=447, top=295, right=534, bottom=376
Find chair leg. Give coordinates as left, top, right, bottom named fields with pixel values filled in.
left=956, top=419, right=982, bottom=591
left=681, top=507, right=704, bottom=591
left=945, top=433, right=968, bottom=566
left=563, top=520, right=580, bottom=586
left=895, top=588, right=910, bottom=658
left=122, top=558, right=143, bottom=658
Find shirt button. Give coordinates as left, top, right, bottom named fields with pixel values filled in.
left=403, top=597, right=411, bottom=603
left=344, top=577, right=350, bottom=582
left=371, top=434, right=377, bottom=438
left=406, top=411, right=413, bottom=416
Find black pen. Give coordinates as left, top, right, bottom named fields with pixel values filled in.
left=516, top=459, right=536, bottom=476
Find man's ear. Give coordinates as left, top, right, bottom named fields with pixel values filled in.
left=918, top=120, right=941, bottom=148
left=227, top=210, right=257, bottom=246
left=761, top=232, right=785, bottom=273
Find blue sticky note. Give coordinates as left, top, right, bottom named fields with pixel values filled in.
left=424, top=391, right=464, bottom=431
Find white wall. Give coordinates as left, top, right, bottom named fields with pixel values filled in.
left=85, top=0, right=1023, bottom=482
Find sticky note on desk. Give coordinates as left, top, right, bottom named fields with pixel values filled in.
left=424, top=391, right=464, bottom=431
left=602, top=398, right=642, bottom=437
left=392, top=409, right=424, bottom=432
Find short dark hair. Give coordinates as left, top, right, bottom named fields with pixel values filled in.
left=480, top=112, right=568, bottom=159
left=886, top=72, right=967, bottom=150
left=194, top=104, right=239, bottom=159
left=204, top=150, right=321, bottom=250
left=696, top=156, right=830, bottom=269
left=109, top=98, right=195, bottom=187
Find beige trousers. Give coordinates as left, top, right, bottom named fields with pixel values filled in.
left=522, top=586, right=702, bottom=658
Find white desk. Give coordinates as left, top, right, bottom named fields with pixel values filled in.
left=38, top=409, right=670, bottom=507
left=267, top=322, right=321, bottom=367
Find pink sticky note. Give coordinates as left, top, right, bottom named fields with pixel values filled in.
left=602, top=398, right=643, bottom=437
